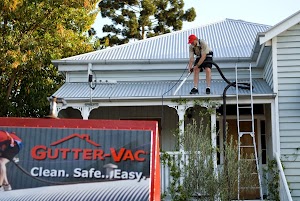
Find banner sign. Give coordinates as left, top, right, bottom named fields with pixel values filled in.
left=0, top=118, right=160, bottom=201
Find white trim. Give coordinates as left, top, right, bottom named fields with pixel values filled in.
left=272, top=37, right=280, bottom=155
left=63, top=97, right=275, bottom=107
left=256, top=43, right=266, bottom=65
left=272, top=37, right=278, bottom=94
left=170, top=104, right=192, bottom=152
left=211, top=108, right=217, bottom=173
left=260, top=10, right=300, bottom=44
left=272, top=99, right=280, bottom=155
left=222, top=98, right=274, bottom=105
left=218, top=119, right=224, bottom=164
left=82, top=106, right=89, bottom=120
left=275, top=152, right=293, bottom=201
left=257, top=119, right=262, bottom=167
left=54, top=57, right=253, bottom=70
left=65, top=72, right=70, bottom=82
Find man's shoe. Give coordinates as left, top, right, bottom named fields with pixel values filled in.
left=206, top=87, right=210, bottom=94
left=190, top=87, right=199, bottom=94
left=0, top=186, right=4, bottom=192
left=3, top=184, right=12, bottom=191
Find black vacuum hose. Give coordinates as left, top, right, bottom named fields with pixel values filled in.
left=201, top=60, right=252, bottom=141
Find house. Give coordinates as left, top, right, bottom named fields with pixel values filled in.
left=51, top=10, right=300, bottom=200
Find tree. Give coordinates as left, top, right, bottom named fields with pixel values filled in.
left=97, top=0, right=196, bottom=46
left=0, top=0, right=99, bottom=117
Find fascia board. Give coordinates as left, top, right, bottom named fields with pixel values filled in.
left=260, top=10, right=300, bottom=45
left=55, top=57, right=253, bottom=72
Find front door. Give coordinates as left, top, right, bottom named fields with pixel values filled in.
left=227, top=119, right=260, bottom=200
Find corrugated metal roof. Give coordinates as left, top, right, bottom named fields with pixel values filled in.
left=53, top=79, right=273, bottom=100
left=0, top=180, right=150, bottom=201
left=60, top=19, right=271, bottom=61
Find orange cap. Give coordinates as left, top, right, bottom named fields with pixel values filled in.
left=188, top=34, right=197, bottom=44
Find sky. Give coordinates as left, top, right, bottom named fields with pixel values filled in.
left=93, top=0, right=300, bottom=37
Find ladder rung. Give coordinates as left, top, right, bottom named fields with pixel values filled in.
left=239, top=119, right=252, bottom=122
left=240, top=186, right=260, bottom=189
left=236, top=68, right=250, bottom=71
left=238, top=104, right=251, bottom=106
left=239, top=131, right=254, bottom=135
left=240, top=145, right=255, bottom=148
left=240, top=159, right=256, bottom=161
left=239, top=172, right=258, bottom=175
left=238, top=106, right=252, bottom=109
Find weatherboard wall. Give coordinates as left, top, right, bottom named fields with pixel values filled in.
left=263, top=54, right=273, bottom=90
left=276, top=23, right=300, bottom=199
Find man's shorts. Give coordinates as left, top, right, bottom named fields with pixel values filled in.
left=194, top=51, right=213, bottom=69
left=0, top=141, right=20, bottom=161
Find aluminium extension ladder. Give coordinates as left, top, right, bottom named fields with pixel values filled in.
left=235, top=63, right=263, bottom=200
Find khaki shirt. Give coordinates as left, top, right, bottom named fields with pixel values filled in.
left=189, top=39, right=211, bottom=59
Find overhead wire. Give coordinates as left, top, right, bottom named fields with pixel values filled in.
left=160, top=62, right=190, bottom=130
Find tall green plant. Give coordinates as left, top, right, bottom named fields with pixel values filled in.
left=263, top=159, right=280, bottom=201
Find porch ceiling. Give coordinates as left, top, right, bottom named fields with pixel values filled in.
left=52, top=79, right=274, bottom=101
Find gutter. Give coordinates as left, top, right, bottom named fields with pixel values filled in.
left=251, top=32, right=266, bottom=61
left=51, top=57, right=252, bottom=67
left=62, top=94, right=276, bottom=102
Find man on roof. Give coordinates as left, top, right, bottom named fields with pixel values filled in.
left=188, top=34, right=213, bottom=94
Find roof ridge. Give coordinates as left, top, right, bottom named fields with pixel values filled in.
left=223, top=18, right=271, bottom=27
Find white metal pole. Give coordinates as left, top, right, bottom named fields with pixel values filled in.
left=173, top=72, right=191, bottom=95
